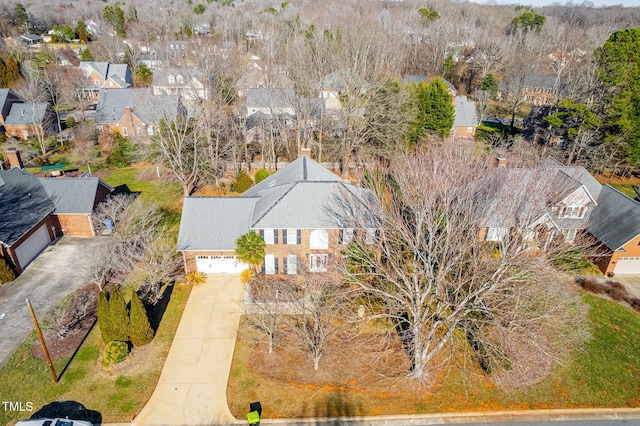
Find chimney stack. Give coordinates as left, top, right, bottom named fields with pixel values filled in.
left=299, top=147, right=312, bottom=159
left=6, top=147, right=24, bottom=169
left=496, top=155, right=507, bottom=168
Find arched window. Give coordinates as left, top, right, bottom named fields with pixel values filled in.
left=309, top=229, right=328, bottom=249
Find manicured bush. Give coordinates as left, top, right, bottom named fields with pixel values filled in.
left=254, top=168, right=270, bottom=184
left=129, top=291, right=154, bottom=347
left=240, top=269, right=254, bottom=285
left=186, top=271, right=206, bottom=286
left=65, top=115, right=77, bottom=128
left=233, top=171, right=254, bottom=193
left=97, top=290, right=115, bottom=343
left=0, top=258, right=15, bottom=283
left=103, top=340, right=129, bottom=366
left=109, top=287, right=129, bottom=343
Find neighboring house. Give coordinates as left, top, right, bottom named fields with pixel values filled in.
left=246, top=88, right=295, bottom=117
left=177, top=151, right=378, bottom=274
left=452, top=96, right=478, bottom=139
left=236, top=56, right=267, bottom=98
left=4, top=34, right=41, bottom=47
left=587, top=185, right=640, bottom=275
left=95, top=88, right=180, bottom=138
left=0, top=89, right=23, bottom=127
left=499, top=74, right=560, bottom=106
left=4, top=102, right=59, bottom=140
left=79, top=61, right=133, bottom=99
left=477, top=157, right=601, bottom=247
left=0, top=152, right=114, bottom=274
left=0, top=167, right=57, bottom=274
left=39, top=173, right=114, bottom=237
left=152, top=68, right=210, bottom=101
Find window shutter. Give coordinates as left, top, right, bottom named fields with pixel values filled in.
left=274, top=229, right=278, bottom=244
left=260, top=229, right=264, bottom=240
left=339, top=229, right=344, bottom=244
left=283, top=229, right=287, bottom=244
left=283, top=257, right=288, bottom=274
left=297, top=229, right=301, bottom=244
left=274, top=257, right=279, bottom=274
left=261, top=262, right=265, bottom=274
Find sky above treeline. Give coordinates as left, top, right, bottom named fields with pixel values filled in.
left=464, top=0, right=639, bottom=6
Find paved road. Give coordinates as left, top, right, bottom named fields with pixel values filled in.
left=0, top=237, right=110, bottom=369
left=132, top=274, right=245, bottom=426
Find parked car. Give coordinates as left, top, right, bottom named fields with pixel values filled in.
left=15, top=418, right=93, bottom=426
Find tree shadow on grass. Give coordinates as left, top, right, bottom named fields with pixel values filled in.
left=147, top=283, right=174, bottom=332
left=310, top=392, right=363, bottom=425
left=56, top=319, right=96, bottom=382
left=30, top=401, right=102, bottom=425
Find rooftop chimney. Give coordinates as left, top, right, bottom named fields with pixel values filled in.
left=6, top=147, right=24, bottom=169
left=496, top=155, right=507, bottom=168
left=299, top=147, right=312, bottom=158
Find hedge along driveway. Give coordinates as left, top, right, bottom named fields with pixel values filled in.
left=0, top=237, right=111, bottom=369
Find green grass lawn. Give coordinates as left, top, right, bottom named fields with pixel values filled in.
left=0, top=283, right=192, bottom=426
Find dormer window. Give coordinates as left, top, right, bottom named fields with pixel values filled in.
left=168, top=74, right=175, bottom=84
left=176, top=74, right=184, bottom=84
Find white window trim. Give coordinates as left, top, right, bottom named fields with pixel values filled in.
left=342, top=228, right=354, bottom=244
left=486, top=227, right=508, bottom=242
left=286, top=228, right=297, bottom=245
left=309, top=254, right=328, bottom=272
left=561, top=229, right=577, bottom=242
left=264, top=254, right=275, bottom=275
left=287, top=254, right=297, bottom=274
left=121, top=126, right=128, bottom=136
left=263, top=228, right=275, bottom=245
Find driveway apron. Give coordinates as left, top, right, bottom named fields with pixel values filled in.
left=133, top=274, right=245, bottom=426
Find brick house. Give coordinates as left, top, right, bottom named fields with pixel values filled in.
left=80, top=62, right=133, bottom=99
left=587, top=185, right=640, bottom=275
left=452, top=96, right=478, bottom=139
left=95, top=88, right=180, bottom=138
left=0, top=151, right=113, bottom=275
left=3, top=102, right=59, bottom=140
left=177, top=151, right=378, bottom=274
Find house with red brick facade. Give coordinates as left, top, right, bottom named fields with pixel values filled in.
left=95, top=88, right=180, bottom=138
left=80, top=62, right=133, bottom=99
left=0, top=156, right=113, bottom=275
left=177, top=152, right=378, bottom=274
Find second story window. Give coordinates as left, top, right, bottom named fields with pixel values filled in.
left=310, top=229, right=328, bottom=249
left=559, top=205, right=586, bottom=219
left=260, top=228, right=278, bottom=244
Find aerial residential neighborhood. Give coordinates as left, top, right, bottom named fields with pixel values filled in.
left=1, top=0, right=640, bottom=425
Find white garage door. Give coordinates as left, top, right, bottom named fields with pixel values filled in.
left=614, top=257, right=640, bottom=275
left=14, top=225, right=50, bottom=270
left=195, top=255, right=247, bottom=273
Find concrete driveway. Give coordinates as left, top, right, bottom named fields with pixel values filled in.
left=132, top=274, right=245, bottom=426
left=0, top=236, right=110, bottom=369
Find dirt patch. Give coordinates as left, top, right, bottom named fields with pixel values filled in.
left=92, top=170, right=111, bottom=180
left=31, top=285, right=98, bottom=360
left=595, top=174, right=640, bottom=185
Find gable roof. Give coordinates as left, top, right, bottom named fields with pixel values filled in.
left=540, top=157, right=602, bottom=201
left=80, top=62, right=132, bottom=87
left=152, top=68, right=206, bottom=88
left=247, top=88, right=295, bottom=109
left=176, top=197, right=259, bottom=251
left=95, top=88, right=179, bottom=125
left=5, top=103, right=50, bottom=126
left=177, top=156, right=379, bottom=251
left=587, top=185, right=640, bottom=251
left=0, top=168, right=55, bottom=247
left=453, top=96, right=478, bottom=128
left=39, top=173, right=113, bottom=214
left=0, top=89, right=21, bottom=121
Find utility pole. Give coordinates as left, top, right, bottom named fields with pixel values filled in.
left=26, top=298, right=58, bottom=383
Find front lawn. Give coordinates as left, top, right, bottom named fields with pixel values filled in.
left=227, top=292, right=640, bottom=418
left=0, top=282, right=192, bottom=426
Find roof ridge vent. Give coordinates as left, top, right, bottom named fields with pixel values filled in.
left=303, top=156, right=307, bottom=181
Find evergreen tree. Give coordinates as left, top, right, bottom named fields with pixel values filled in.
left=481, top=74, right=499, bottom=99
left=129, top=291, right=154, bottom=347
left=97, top=291, right=116, bottom=343
left=109, top=287, right=130, bottom=343
left=14, top=3, right=29, bottom=31
left=80, top=48, right=94, bottom=62
left=407, top=78, right=455, bottom=141
left=596, top=28, right=640, bottom=166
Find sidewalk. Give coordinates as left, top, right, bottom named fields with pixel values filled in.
left=132, top=274, right=245, bottom=426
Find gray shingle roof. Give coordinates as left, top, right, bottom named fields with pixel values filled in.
left=246, top=88, right=295, bottom=109
left=0, top=168, right=55, bottom=247
left=5, top=103, right=49, bottom=126
left=176, top=197, right=259, bottom=251
left=587, top=185, right=640, bottom=251
left=453, top=96, right=478, bottom=128
left=178, top=156, right=379, bottom=251
left=39, top=174, right=113, bottom=214
left=80, top=62, right=132, bottom=86
left=152, top=68, right=205, bottom=87
left=541, top=158, right=602, bottom=201
left=95, top=88, right=179, bottom=125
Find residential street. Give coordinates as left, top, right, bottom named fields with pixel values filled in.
left=132, top=274, right=245, bottom=426
left=0, top=237, right=110, bottom=369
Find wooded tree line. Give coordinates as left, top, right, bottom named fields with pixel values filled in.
left=2, top=1, right=640, bottom=178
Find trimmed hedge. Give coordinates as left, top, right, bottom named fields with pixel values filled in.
left=103, top=340, right=129, bottom=366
